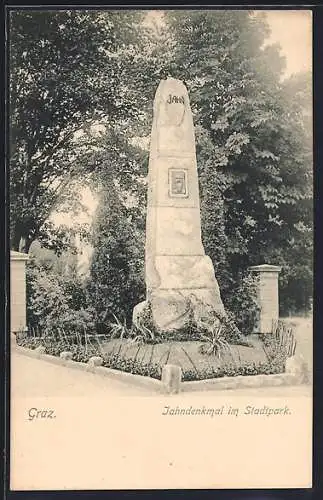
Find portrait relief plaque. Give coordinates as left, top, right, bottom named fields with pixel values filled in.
left=168, top=168, right=188, bottom=198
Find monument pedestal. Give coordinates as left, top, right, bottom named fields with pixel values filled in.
left=133, top=78, right=225, bottom=334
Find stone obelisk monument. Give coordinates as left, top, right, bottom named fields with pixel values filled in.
left=133, top=77, right=225, bottom=333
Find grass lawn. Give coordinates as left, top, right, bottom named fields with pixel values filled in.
left=100, top=339, right=268, bottom=372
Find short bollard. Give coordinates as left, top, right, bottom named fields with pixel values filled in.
left=285, top=354, right=309, bottom=384
left=88, top=356, right=103, bottom=367
left=11, top=333, right=17, bottom=345
left=60, top=351, right=73, bottom=360
left=162, top=364, right=182, bottom=394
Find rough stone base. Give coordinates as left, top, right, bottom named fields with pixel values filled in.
left=132, top=286, right=225, bottom=334
left=150, top=287, right=224, bottom=331
left=133, top=252, right=225, bottom=334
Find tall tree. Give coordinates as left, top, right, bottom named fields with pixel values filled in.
left=86, top=183, right=146, bottom=325
left=9, top=9, right=145, bottom=252
left=88, top=10, right=312, bottom=318
left=156, top=10, right=313, bottom=314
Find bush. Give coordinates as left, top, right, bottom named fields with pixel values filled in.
left=260, top=320, right=297, bottom=363
left=223, top=271, right=260, bottom=335
left=26, top=256, right=97, bottom=337
left=182, top=359, right=284, bottom=382
left=17, top=337, right=43, bottom=349
left=45, top=308, right=97, bottom=338
left=86, top=201, right=146, bottom=326
left=26, top=257, right=69, bottom=330
left=16, top=335, right=162, bottom=379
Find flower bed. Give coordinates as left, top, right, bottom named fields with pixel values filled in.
left=17, top=335, right=286, bottom=382
left=17, top=337, right=162, bottom=379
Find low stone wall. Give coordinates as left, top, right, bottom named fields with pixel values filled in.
left=12, top=336, right=309, bottom=394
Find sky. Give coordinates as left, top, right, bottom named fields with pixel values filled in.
left=145, top=9, right=312, bottom=78
left=264, top=10, right=312, bottom=77
left=50, top=9, right=312, bottom=231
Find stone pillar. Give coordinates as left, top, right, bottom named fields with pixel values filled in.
left=10, top=251, right=29, bottom=333
left=133, top=77, right=225, bottom=334
left=249, top=264, right=282, bottom=334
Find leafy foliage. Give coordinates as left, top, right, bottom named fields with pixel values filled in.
left=86, top=191, right=145, bottom=326
left=89, top=11, right=312, bottom=319
left=223, top=271, right=260, bottom=334
left=9, top=10, right=146, bottom=252
left=26, top=254, right=95, bottom=335
left=158, top=10, right=312, bottom=315
left=17, top=335, right=163, bottom=379
left=181, top=358, right=284, bottom=382
left=261, top=319, right=297, bottom=362
left=11, top=10, right=312, bottom=320
left=109, top=314, right=129, bottom=339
